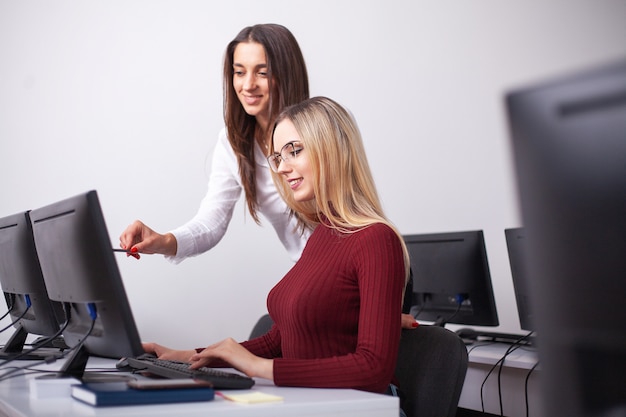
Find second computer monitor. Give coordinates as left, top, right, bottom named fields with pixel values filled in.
left=404, top=230, right=499, bottom=327
left=29, top=190, right=144, bottom=379
left=0, top=211, right=65, bottom=359
left=504, top=227, right=535, bottom=332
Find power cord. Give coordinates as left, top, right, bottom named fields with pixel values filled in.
left=0, top=303, right=96, bottom=382
left=0, top=295, right=31, bottom=333
left=496, top=331, right=534, bottom=415
left=524, top=360, right=540, bottom=417
left=440, top=297, right=463, bottom=326
left=0, top=302, right=72, bottom=365
left=432, top=294, right=465, bottom=327
left=479, top=331, right=533, bottom=414
left=0, top=294, right=15, bottom=322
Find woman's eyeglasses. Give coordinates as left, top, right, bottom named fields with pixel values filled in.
left=267, top=141, right=304, bottom=172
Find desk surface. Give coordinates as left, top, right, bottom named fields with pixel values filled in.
left=466, top=340, right=539, bottom=369
left=0, top=357, right=398, bottom=417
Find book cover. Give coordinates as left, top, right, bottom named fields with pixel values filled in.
left=71, top=381, right=215, bottom=407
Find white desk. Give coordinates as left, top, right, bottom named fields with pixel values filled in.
left=458, top=342, right=542, bottom=417
left=0, top=357, right=398, bottom=417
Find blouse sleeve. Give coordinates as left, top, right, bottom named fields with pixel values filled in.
left=166, top=129, right=242, bottom=264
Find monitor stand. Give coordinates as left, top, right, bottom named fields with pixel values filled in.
left=36, top=344, right=133, bottom=383
left=0, top=325, right=65, bottom=361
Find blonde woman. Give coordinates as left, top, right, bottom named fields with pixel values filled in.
left=145, top=97, right=410, bottom=400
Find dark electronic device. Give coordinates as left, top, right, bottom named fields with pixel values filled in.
left=404, top=230, right=499, bottom=327
left=123, top=354, right=255, bottom=390
left=0, top=211, right=66, bottom=360
left=507, top=58, right=626, bottom=417
left=29, top=190, right=144, bottom=380
left=504, top=227, right=535, bottom=332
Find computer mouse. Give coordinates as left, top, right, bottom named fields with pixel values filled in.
left=455, top=328, right=478, bottom=340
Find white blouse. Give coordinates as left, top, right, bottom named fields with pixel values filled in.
left=166, top=128, right=310, bottom=264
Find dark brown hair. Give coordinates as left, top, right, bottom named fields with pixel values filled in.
left=223, top=24, right=309, bottom=223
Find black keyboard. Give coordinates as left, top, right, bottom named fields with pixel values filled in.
left=124, top=354, right=255, bottom=390
left=456, top=328, right=535, bottom=346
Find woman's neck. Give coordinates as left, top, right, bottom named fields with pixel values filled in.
left=255, top=122, right=270, bottom=153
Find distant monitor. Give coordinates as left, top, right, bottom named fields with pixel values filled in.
left=29, top=190, right=144, bottom=380
left=404, top=230, right=499, bottom=327
left=0, top=211, right=66, bottom=360
left=504, top=227, right=534, bottom=331
left=507, top=59, right=626, bottom=417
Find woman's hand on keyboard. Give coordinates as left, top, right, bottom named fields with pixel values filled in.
left=142, top=342, right=196, bottom=362
left=190, top=337, right=274, bottom=381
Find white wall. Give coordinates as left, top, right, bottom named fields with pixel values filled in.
left=1, top=0, right=625, bottom=349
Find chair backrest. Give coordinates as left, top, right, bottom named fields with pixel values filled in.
left=249, top=314, right=274, bottom=339
left=394, top=325, right=468, bottom=417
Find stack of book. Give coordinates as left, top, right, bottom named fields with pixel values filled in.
left=71, top=379, right=215, bottom=407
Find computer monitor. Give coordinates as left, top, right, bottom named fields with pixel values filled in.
left=404, top=230, right=499, bottom=327
left=504, top=227, right=534, bottom=332
left=29, top=190, right=144, bottom=380
left=0, top=211, right=66, bottom=360
left=507, top=59, right=626, bottom=417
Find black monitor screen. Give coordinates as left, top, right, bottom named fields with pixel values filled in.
left=405, top=230, right=499, bottom=327
left=504, top=227, right=534, bottom=332
left=507, top=59, right=626, bottom=417
left=0, top=211, right=65, bottom=359
left=29, top=190, right=144, bottom=379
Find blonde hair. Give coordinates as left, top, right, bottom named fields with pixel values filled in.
left=270, top=96, right=410, bottom=283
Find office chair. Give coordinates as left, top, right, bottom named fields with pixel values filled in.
left=249, top=314, right=274, bottom=339
left=394, top=325, right=468, bottom=417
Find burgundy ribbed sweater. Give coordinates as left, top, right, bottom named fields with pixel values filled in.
left=241, top=222, right=405, bottom=393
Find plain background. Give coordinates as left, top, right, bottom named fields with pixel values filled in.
left=1, top=1, right=625, bottom=349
